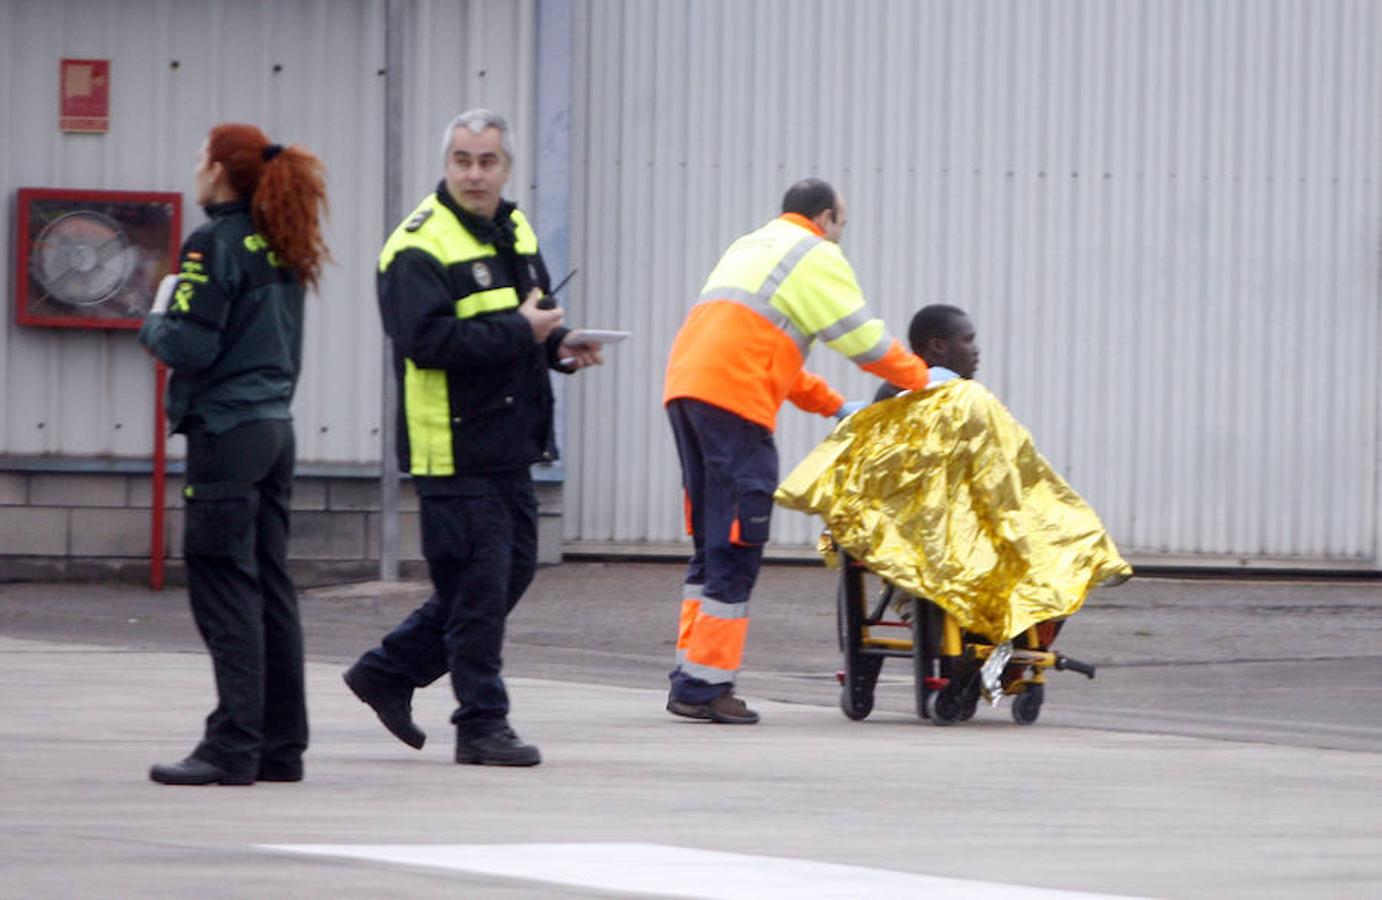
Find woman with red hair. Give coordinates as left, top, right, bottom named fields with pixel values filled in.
left=140, top=123, right=329, bottom=786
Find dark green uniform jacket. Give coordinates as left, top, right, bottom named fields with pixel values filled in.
left=379, top=183, right=569, bottom=478
left=138, top=200, right=305, bottom=434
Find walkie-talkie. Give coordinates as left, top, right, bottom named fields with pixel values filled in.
left=536, top=269, right=578, bottom=309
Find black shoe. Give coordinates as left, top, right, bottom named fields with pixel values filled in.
left=256, top=759, right=303, bottom=782
left=149, top=756, right=254, bottom=786
left=455, top=726, right=541, bottom=767
left=344, top=662, right=426, bottom=749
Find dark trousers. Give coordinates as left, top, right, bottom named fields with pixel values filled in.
left=666, top=398, right=779, bottom=702
left=357, top=474, right=537, bottom=736
left=182, top=418, right=306, bottom=776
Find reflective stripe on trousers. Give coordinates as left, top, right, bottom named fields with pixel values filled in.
left=674, top=590, right=750, bottom=684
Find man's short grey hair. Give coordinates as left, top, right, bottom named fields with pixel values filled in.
left=440, top=108, right=515, bottom=165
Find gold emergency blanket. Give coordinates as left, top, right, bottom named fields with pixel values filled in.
left=775, top=381, right=1131, bottom=642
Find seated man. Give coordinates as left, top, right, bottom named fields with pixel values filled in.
left=776, top=303, right=1128, bottom=645
left=875, top=303, right=979, bottom=401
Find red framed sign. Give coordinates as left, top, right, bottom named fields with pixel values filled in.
left=60, top=58, right=110, bottom=133
left=14, top=188, right=181, bottom=329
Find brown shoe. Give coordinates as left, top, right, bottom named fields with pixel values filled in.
left=666, top=692, right=712, bottom=720
left=666, top=691, right=760, bottom=725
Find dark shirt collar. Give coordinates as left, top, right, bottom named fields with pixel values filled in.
left=204, top=199, right=250, bottom=218
left=434, top=181, right=517, bottom=248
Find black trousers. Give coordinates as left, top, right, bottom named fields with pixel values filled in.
left=182, top=418, right=306, bottom=776
left=356, top=473, right=537, bottom=737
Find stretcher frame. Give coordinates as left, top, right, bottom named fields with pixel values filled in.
left=835, top=550, right=1096, bottom=725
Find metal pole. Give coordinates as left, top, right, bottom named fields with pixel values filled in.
left=149, top=362, right=168, bottom=590
left=378, top=0, right=405, bottom=581
left=533, top=0, right=574, bottom=563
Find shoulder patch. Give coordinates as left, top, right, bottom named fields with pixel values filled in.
left=405, top=208, right=434, bottom=232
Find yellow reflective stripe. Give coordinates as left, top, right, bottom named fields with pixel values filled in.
left=511, top=209, right=538, bottom=253
left=402, top=359, right=454, bottom=476
left=178, top=272, right=209, bottom=284
left=456, top=287, right=519, bottom=320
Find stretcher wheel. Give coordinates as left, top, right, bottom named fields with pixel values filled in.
left=841, top=693, right=871, bottom=720
left=837, top=557, right=881, bottom=720
left=841, top=653, right=883, bottom=720
left=956, top=693, right=979, bottom=721
left=925, top=686, right=967, bottom=726
left=1010, top=683, right=1044, bottom=725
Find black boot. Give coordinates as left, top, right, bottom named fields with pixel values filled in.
left=255, top=758, right=304, bottom=782
left=455, top=725, right=541, bottom=767
left=150, top=756, right=254, bottom=786
left=344, top=662, right=426, bottom=749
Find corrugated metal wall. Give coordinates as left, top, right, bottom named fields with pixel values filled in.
left=5, top=0, right=1379, bottom=567
left=0, top=0, right=534, bottom=467
left=561, top=0, right=1382, bottom=565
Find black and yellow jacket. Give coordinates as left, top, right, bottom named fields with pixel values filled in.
left=138, top=200, right=305, bottom=434
left=379, top=183, right=570, bottom=478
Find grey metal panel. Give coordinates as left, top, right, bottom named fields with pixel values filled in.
left=562, top=0, right=1381, bottom=564
left=0, top=0, right=534, bottom=467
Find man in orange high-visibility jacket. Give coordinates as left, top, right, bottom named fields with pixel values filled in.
left=662, top=178, right=930, bottom=724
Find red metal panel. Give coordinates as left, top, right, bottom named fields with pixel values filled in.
left=14, top=187, right=181, bottom=330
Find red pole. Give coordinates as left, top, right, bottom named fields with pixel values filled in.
left=149, top=362, right=168, bottom=590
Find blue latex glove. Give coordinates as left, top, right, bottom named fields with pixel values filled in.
left=834, top=400, right=868, bottom=420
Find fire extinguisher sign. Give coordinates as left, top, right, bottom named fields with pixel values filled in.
left=60, top=58, right=110, bottom=133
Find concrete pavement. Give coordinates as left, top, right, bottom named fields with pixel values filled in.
left=1, top=563, right=1380, bottom=898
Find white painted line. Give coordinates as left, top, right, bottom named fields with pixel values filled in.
left=259, top=842, right=1137, bottom=899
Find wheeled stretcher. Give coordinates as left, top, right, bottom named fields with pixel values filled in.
left=835, top=549, right=1096, bottom=726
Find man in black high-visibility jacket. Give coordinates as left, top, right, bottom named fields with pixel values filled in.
left=345, top=109, right=602, bottom=767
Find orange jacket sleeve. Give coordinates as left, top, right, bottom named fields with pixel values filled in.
left=859, top=339, right=930, bottom=392
left=786, top=369, right=846, bottom=417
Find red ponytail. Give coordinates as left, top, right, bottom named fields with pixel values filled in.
left=206, top=123, right=331, bottom=292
